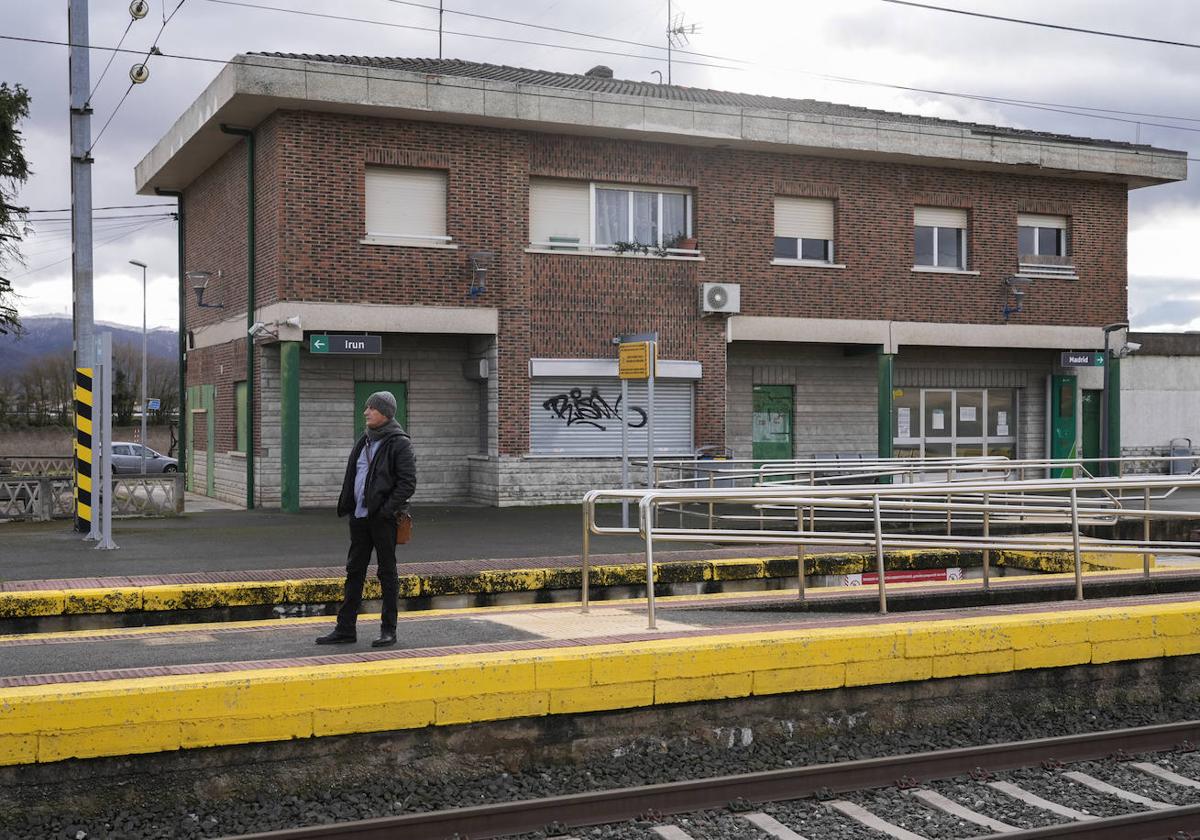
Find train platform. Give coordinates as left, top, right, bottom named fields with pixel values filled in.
left=4, top=579, right=1200, bottom=768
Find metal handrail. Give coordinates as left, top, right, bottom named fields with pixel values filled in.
left=580, top=473, right=1200, bottom=629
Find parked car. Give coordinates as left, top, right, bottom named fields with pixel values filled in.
left=108, top=442, right=178, bottom=474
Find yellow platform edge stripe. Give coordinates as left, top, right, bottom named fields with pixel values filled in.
left=0, top=549, right=1165, bottom=619
left=1, top=599, right=1197, bottom=766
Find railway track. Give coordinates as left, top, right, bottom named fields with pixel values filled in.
left=223, top=721, right=1200, bottom=840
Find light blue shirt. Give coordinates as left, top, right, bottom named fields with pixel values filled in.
left=352, top=438, right=382, bottom=518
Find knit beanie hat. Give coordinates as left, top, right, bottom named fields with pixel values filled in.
left=366, top=390, right=397, bottom=419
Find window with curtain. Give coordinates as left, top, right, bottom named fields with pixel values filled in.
left=593, top=185, right=692, bottom=248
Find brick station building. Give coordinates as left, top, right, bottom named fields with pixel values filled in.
left=135, top=55, right=1186, bottom=509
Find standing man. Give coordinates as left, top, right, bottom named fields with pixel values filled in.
left=317, top=391, right=416, bottom=648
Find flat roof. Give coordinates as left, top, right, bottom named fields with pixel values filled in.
left=136, top=54, right=1188, bottom=194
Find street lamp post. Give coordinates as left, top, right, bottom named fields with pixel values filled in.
left=130, top=260, right=148, bottom=475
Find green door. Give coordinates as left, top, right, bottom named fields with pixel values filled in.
left=185, top=384, right=216, bottom=495
left=1049, top=374, right=1077, bottom=478
left=1081, top=389, right=1102, bottom=477
left=353, top=381, right=408, bottom=439
left=752, top=385, right=793, bottom=471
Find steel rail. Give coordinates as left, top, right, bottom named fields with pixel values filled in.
left=218, top=721, right=1200, bottom=840
left=581, top=474, right=1200, bottom=622
left=995, top=803, right=1200, bottom=838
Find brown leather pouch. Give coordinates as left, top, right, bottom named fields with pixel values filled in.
left=395, top=511, right=413, bottom=545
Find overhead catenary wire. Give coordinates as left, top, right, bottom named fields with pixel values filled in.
left=27, top=212, right=177, bottom=223
left=2, top=33, right=1197, bottom=165
left=881, top=0, right=1200, bottom=51
left=374, top=0, right=749, bottom=64
left=79, top=0, right=1200, bottom=147
left=86, top=16, right=135, bottom=106
left=25, top=203, right=178, bottom=213
left=204, top=0, right=744, bottom=71
left=10, top=217, right=175, bottom=280
left=200, top=0, right=1200, bottom=136
left=87, top=0, right=188, bottom=156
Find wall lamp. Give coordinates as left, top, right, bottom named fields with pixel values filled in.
left=186, top=270, right=225, bottom=309
left=468, top=251, right=494, bottom=299
left=1003, top=275, right=1031, bottom=322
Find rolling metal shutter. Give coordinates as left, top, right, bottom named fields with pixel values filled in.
left=914, top=207, right=967, bottom=228
left=531, top=377, right=694, bottom=456
left=365, top=167, right=447, bottom=238
left=774, top=197, right=834, bottom=240
left=529, top=179, right=590, bottom=245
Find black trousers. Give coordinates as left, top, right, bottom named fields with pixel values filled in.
left=336, top=515, right=399, bottom=632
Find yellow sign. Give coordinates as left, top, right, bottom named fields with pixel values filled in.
left=619, top=341, right=655, bottom=380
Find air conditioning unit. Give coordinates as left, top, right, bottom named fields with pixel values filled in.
left=700, top=282, right=740, bottom=315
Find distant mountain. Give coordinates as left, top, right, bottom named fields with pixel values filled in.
left=0, top=316, right=178, bottom=378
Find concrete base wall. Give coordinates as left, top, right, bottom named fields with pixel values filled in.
left=1121, top=355, right=1200, bottom=450
left=727, top=344, right=1052, bottom=462
left=213, top=335, right=487, bottom=509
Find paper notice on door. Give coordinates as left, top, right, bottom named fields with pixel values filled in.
left=997, top=424, right=1009, bottom=436
left=932, top=410, right=945, bottom=431
left=897, top=407, right=911, bottom=438
left=959, top=406, right=977, bottom=422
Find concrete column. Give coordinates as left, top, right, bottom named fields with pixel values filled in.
left=1106, top=355, right=1121, bottom=473
left=280, top=340, right=300, bottom=512
left=877, top=351, right=894, bottom=462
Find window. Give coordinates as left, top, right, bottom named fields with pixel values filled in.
left=774, top=197, right=834, bottom=262
left=364, top=166, right=449, bottom=245
left=234, top=381, right=248, bottom=453
left=593, top=185, right=691, bottom=249
left=529, top=181, right=694, bottom=252
left=893, top=388, right=1017, bottom=459
left=1018, top=213, right=1067, bottom=258
left=529, top=178, right=590, bottom=249
left=914, top=207, right=967, bottom=269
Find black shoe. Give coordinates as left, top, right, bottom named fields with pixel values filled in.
left=315, top=629, right=356, bottom=645
left=371, top=631, right=397, bottom=648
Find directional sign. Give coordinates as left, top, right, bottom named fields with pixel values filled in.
left=1060, top=351, right=1105, bottom=368
left=309, top=335, right=381, bottom=355
left=146, top=398, right=161, bottom=411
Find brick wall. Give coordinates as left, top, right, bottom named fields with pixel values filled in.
left=182, top=110, right=1130, bottom=476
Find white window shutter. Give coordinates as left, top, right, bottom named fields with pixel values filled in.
left=1017, top=213, right=1067, bottom=229
left=365, top=167, right=447, bottom=239
left=775, top=197, right=834, bottom=240
left=529, top=179, right=590, bottom=244
left=914, top=207, right=967, bottom=228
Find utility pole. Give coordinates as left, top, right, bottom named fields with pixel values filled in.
left=438, top=0, right=444, bottom=59
left=69, top=0, right=96, bottom=532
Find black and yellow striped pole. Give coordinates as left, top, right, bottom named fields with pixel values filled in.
left=74, top=367, right=94, bottom=533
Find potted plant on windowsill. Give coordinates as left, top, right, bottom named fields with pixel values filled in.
left=673, top=234, right=698, bottom=252
left=612, top=240, right=652, bottom=256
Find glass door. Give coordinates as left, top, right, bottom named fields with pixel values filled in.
left=923, top=390, right=953, bottom=459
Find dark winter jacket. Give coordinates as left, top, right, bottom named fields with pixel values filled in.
left=336, top=425, right=417, bottom=520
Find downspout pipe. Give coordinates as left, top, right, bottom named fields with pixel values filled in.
left=220, top=124, right=256, bottom=509
left=154, top=188, right=185, bottom=473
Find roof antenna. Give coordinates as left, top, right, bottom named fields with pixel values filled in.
left=666, top=0, right=699, bottom=85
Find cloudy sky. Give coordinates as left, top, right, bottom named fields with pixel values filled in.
left=2, top=0, right=1198, bottom=330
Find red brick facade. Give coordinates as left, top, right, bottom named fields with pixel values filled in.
left=182, top=109, right=1129, bottom=457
